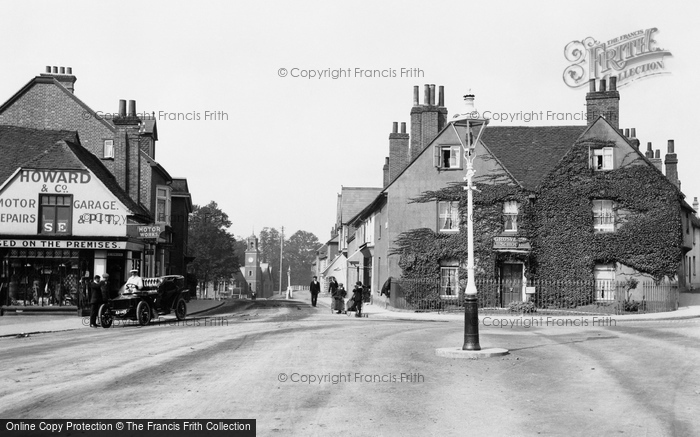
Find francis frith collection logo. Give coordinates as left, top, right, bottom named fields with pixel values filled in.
left=563, top=27, right=672, bottom=89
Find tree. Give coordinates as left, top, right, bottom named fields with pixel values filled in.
left=259, top=227, right=283, bottom=291
left=284, top=230, right=320, bottom=286
left=188, top=201, right=239, bottom=295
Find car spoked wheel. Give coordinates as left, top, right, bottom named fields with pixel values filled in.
left=98, top=304, right=113, bottom=328
left=136, top=300, right=151, bottom=326
left=175, top=298, right=187, bottom=321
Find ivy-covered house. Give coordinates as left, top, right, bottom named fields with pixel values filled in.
left=369, top=78, right=694, bottom=308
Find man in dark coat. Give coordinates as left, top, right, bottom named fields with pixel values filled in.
left=309, top=276, right=321, bottom=307
left=89, top=275, right=103, bottom=327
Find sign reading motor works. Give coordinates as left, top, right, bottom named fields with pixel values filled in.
left=128, top=224, right=165, bottom=239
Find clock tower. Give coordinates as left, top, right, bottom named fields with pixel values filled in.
left=245, top=235, right=261, bottom=296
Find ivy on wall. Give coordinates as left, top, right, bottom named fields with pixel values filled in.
left=392, top=138, right=684, bottom=291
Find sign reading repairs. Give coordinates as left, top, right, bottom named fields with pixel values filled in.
left=563, top=27, right=672, bottom=89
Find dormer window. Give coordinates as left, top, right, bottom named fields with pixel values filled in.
left=103, top=139, right=114, bottom=159
left=591, top=147, right=613, bottom=170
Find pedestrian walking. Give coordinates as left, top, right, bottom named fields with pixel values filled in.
left=350, top=281, right=364, bottom=317
left=328, top=277, right=338, bottom=296
left=88, top=275, right=102, bottom=328
left=309, top=276, right=321, bottom=307
left=332, top=282, right=346, bottom=314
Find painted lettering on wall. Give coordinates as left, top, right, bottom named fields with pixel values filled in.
left=0, top=198, right=37, bottom=223
left=19, top=170, right=91, bottom=184
left=78, top=213, right=127, bottom=226
left=0, top=239, right=125, bottom=249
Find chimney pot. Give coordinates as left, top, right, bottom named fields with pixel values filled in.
left=392, top=122, right=398, bottom=134
left=413, top=86, right=419, bottom=106
left=599, top=79, right=606, bottom=92
left=429, top=84, right=436, bottom=106
left=45, top=66, right=51, bottom=73
left=610, top=76, right=617, bottom=91
left=631, top=128, right=636, bottom=138
left=655, top=150, right=660, bottom=159
left=624, top=128, right=630, bottom=137
left=52, top=66, right=58, bottom=74
left=400, top=122, right=406, bottom=134
left=668, top=139, right=675, bottom=153
left=647, top=142, right=652, bottom=151
left=424, top=85, right=430, bottom=106
left=438, top=86, right=444, bottom=106
left=128, top=100, right=136, bottom=117
left=118, top=99, right=127, bottom=117
left=59, top=67, right=65, bottom=74
left=67, top=67, right=72, bottom=74
left=589, top=79, right=596, bottom=92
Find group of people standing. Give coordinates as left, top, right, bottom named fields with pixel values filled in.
left=310, top=276, right=365, bottom=317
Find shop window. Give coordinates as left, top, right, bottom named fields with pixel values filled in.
left=440, top=263, right=459, bottom=297
left=591, top=147, right=613, bottom=170
left=156, top=186, right=171, bottom=225
left=503, top=201, right=519, bottom=232
left=592, top=200, right=614, bottom=232
left=594, top=264, right=615, bottom=301
left=434, top=145, right=462, bottom=169
left=438, top=201, right=459, bottom=232
left=40, top=194, right=72, bottom=235
left=103, top=140, right=114, bottom=159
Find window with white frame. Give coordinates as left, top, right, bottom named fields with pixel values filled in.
left=438, top=201, right=460, bottom=232
left=503, top=201, right=519, bottom=232
left=591, top=147, right=613, bottom=170
left=440, top=265, right=459, bottom=297
left=593, top=264, right=615, bottom=301
left=103, top=140, right=114, bottom=159
left=592, top=200, right=615, bottom=232
left=156, top=186, right=171, bottom=225
left=434, top=145, right=462, bottom=169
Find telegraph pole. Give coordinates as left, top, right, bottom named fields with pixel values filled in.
left=279, top=226, right=284, bottom=293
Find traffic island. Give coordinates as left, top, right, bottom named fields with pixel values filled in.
left=435, top=347, right=509, bottom=359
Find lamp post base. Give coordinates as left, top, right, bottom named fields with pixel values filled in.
left=462, top=294, right=481, bottom=351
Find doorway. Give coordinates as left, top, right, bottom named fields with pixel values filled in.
left=500, top=263, right=523, bottom=306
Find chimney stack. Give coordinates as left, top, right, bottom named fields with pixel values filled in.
left=40, top=65, right=77, bottom=93
left=645, top=142, right=654, bottom=159
left=651, top=148, right=663, bottom=172
left=113, top=99, right=142, bottom=204
left=389, top=120, right=410, bottom=183
left=383, top=157, right=390, bottom=188
left=665, top=139, right=679, bottom=189
left=693, top=197, right=699, bottom=217
left=586, top=77, right=620, bottom=128
left=410, top=84, right=448, bottom=161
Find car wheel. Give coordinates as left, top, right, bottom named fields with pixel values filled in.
left=98, top=304, right=113, bottom=328
left=175, top=298, right=187, bottom=321
left=136, top=300, right=151, bottom=326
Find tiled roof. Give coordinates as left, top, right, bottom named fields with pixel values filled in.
left=340, top=187, right=382, bottom=224
left=479, top=125, right=587, bottom=190
left=0, top=125, right=150, bottom=219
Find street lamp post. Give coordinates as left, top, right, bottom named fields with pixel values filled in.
left=454, top=93, right=488, bottom=351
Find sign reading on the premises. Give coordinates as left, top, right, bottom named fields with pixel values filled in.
left=0, top=239, right=127, bottom=249
left=563, top=27, right=672, bottom=89
left=0, top=169, right=130, bottom=237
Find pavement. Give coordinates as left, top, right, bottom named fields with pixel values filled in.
left=3, top=291, right=700, bottom=338
left=0, top=298, right=226, bottom=338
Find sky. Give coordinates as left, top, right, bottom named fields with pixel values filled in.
left=1, top=0, right=699, bottom=243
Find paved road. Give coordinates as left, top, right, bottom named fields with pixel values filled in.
left=1, top=294, right=699, bottom=436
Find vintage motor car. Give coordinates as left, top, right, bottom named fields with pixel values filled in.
left=98, top=275, right=189, bottom=327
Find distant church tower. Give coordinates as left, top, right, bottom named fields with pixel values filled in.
left=244, top=235, right=262, bottom=295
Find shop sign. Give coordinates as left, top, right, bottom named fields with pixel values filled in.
left=0, top=239, right=126, bottom=249
left=493, top=236, right=531, bottom=251
left=129, top=224, right=165, bottom=239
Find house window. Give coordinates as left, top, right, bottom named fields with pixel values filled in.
left=686, top=212, right=690, bottom=234
left=434, top=145, right=461, bottom=169
left=156, top=186, right=171, bottom=225
left=594, top=264, right=615, bottom=301
left=503, top=201, right=519, bottom=232
left=591, top=147, right=613, bottom=170
left=103, top=140, right=114, bottom=159
left=592, top=200, right=614, bottom=232
left=40, top=194, right=72, bottom=235
left=438, top=201, right=459, bottom=232
left=440, top=265, right=459, bottom=297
